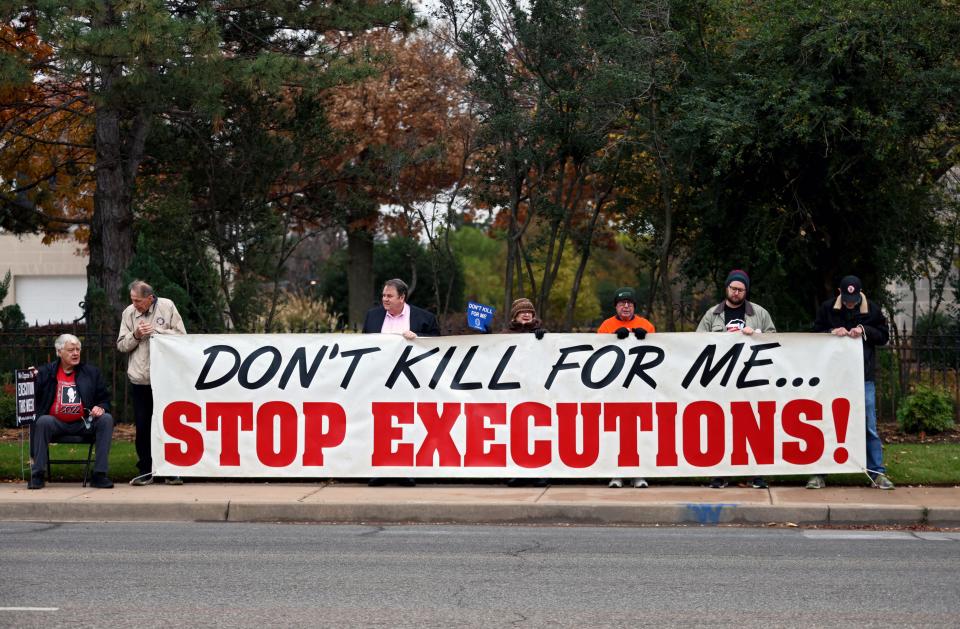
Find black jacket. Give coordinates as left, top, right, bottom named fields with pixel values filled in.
left=362, top=304, right=442, bottom=337
left=35, top=360, right=111, bottom=416
left=812, top=294, right=889, bottom=381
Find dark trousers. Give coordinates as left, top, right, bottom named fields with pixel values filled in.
left=31, top=413, right=114, bottom=476
left=130, top=383, right=154, bottom=475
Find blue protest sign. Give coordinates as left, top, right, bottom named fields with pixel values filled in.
left=466, top=301, right=496, bottom=332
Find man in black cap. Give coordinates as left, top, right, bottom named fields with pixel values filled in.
left=697, top=269, right=776, bottom=489
left=809, top=275, right=894, bottom=490
left=696, top=269, right=776, bottom=335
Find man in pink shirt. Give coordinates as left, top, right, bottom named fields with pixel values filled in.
left=362, top=278, right=441, bottom=337
left=362, top=278, right=441, bottom=487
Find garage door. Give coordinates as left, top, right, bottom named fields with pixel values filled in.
left=14, top=275, right=88, bottom=325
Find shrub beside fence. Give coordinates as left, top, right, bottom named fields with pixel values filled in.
left=3, top=328, right=959, bottom=427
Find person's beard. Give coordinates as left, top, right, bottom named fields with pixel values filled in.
left=726, top=292, right=745, bottom=307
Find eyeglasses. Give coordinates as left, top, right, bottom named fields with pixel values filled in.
left=728, top=286, right=746, bottom=294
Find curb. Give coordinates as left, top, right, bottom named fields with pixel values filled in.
left=0, top=500, right=947, bottom=527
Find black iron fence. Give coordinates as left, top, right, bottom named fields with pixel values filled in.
left=2, top=328, right=957, bottom=426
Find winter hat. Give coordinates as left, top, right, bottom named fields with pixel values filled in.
left=840, top=275, right=862, bottom=306
left=725, top=269, right=750, bottom=291
left=510, top=298, right=536, bottom=321
left=613, top=287, right=636, bottom=306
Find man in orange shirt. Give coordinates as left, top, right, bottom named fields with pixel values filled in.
left=597, top=287, right=655, bottom=338
left=598, top=287, right=655, bottom=488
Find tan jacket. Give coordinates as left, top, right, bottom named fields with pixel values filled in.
left=696, top=301, right=776, bottom=333
left=117, top=296, right=186, bottom=385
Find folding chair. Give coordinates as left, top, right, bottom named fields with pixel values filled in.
left=29, top=424, right=96, bottom=487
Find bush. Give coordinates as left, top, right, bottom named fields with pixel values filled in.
left=0, top=389, right=16, bottom=429
left=896, top=384, right=956, bottom=434
left=261, top=291, right=341, bottom=332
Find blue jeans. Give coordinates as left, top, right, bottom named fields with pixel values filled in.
left=865, top=381, right=885, bottom=477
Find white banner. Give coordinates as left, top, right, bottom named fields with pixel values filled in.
left=150, top=332, right=866, bottom=478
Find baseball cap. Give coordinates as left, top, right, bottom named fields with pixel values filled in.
left=840, top=275, right=862, bottom=306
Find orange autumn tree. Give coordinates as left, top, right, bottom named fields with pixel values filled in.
left=325, top=29, right=476, bottom=324
left=0, top=21, right=94, bottom=243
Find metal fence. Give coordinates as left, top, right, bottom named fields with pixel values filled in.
left=3, top=328, right=958, bottom=425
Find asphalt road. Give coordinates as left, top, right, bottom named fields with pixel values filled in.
left=1, top=522, right=959, bottom=628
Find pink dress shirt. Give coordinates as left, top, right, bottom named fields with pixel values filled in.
left=380, top=303, right=411, bottom=334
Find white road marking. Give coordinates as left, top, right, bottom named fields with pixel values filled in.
left=803, top=530, right=917, bottom=541
left=913, top=532, right=960, bottom=541
left=0, top=607, right=59, bottom=611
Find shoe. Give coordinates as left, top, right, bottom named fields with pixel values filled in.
left=709, top=477, right=728, bottom=489
left=398, top=478, right=416, bottom=487
left=532, top=478, right=549, bottom=488
left=751, top=477, right=768, bottom=489
left=27, top=473, right=44, bottom=490
left=631, top=478, right=649, bottom=488
left=367, top=477, right=386, bottom=487
left=164, top=476, right=184, bottom=486
left=873, top=474, right=895, bottom=490
left=90, top=473, right=114, bottom=489
left=608, top=478, right=624, bottom=488
left=806, top=475, right=826, bottom=489
left=129, top=473, right=154, bottom=486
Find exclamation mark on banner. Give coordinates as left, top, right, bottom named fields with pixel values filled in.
left=832, top=398, right=850, bottom=464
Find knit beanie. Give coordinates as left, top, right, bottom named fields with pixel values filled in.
left=510, top=298, right=536, bottom=321
left=725, top=269, right=750, bottom=292
left=613, top=287, right=636, bottom=306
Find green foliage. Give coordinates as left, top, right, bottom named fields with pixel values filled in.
left=81, top=283, right=113, bottom=332
left=317, top=235, right=464, bottom=322
left=450, top=226, right=503, bottom=307
left=374, top=236, right=464, bottom=314
left=0, top=271, right=27, bottom=331
left=440, top=0, right=668, bottom=323
left=665, top=0, right=960, bottom=330
left=125, top=188, right=226, bottom=332
left=0, top=388, right=15, bottom=429
left=897, top=384, right=957, bottom=435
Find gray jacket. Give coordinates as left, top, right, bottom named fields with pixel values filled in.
left=696, top=301, right=776, bottom=333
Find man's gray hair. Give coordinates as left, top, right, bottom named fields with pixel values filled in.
left=384, top=278, right=408, bottom=298
left=129, top=280, right=154, bottom=297
left=54, top=333, right=81, bottom=352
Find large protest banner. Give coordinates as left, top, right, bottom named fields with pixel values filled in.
left=151, top=333, right=865, bottom=478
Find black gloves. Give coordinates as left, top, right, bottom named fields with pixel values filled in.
left=633, top=327, right=647, bottom=340
left=615, top=327, right=630, bottom=339
left=534, top=328, right=546, bottom=340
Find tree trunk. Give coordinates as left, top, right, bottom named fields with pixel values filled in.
left=565, top=188, right=610, bottom=331
left=87, top=3, right=149, bottom=328
left=347, top=227, right=375, bottom=328
left=88, top=76, right=135, bottom=325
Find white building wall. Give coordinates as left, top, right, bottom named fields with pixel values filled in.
left=0, top=233, right=88, bottom=325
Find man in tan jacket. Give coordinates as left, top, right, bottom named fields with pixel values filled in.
left=117, top=280, right=186, bottom=485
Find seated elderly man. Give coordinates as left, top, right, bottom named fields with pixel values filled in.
left=28, top=333, right=115, bottom=489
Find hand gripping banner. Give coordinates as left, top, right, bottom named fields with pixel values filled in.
left=150, top=333, right=866, bottom=478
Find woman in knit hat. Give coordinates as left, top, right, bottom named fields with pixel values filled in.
left=504, top=298, right=547, bottom=487
left=505, top=297, right=545, bottom=337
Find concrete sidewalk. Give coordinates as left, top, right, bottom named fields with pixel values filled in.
left=1, top=482, right=959, bottom=527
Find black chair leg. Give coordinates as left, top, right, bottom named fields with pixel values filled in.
left=82, top=442, right=94, bottom=487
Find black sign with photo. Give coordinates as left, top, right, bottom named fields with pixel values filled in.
left=15, top=369, right=37, bottom=426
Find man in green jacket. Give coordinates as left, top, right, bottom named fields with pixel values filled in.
left=696, top=269, right=776, bottom=489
